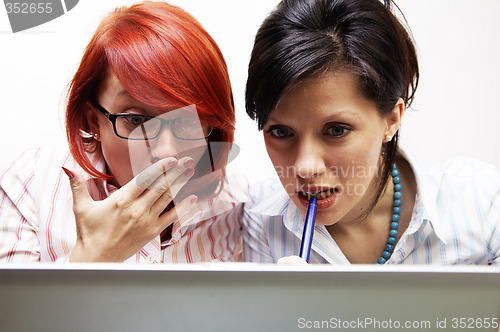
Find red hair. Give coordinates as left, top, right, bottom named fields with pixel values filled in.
left=66, top=1, right=235, bottom=184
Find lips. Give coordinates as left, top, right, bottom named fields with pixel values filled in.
left=296, top=186, right=337, bottom=209
left=297, top=187, right=335, bottom=200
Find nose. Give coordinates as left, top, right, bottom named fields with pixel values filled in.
left=293, top=137, right=326, bottom=180
left=149, top=126, right=179, bottom=161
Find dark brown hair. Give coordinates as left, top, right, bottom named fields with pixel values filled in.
left=245, top=0, right=419, bottom=211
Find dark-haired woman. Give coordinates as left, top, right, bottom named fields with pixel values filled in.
left=243, top=0, right=500, bottom=265
left=0, top=2, right=248, bottom=263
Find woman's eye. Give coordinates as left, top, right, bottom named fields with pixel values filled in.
left=268, top=127, right=291, bottom=139
left=178, top=118, right=197, bottom=129
left=326, top=125, right=351, bottom=137
left=125, top=115, right=146, bottom=126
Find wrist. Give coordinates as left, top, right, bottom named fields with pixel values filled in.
left=69, top=244, right=122, bottom=263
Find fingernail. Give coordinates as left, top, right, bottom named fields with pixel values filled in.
left=184, top=167, right=195, bottom=177
left=183, top=159, right=194, bottom=168
left=167, top=159, right=178, bottom=167
left=61, top=167, right=74, bottom=180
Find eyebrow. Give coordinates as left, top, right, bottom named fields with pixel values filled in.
left=104, top=90, right=152, bottom=115
left=267, top=109, right=361, bottom=124
left=111, top=89, right=150, bottom=108
left=115, top=89, right=133, bottom=99
left=321, top=110, right=361, bottom=122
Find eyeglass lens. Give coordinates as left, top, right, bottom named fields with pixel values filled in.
left=116, top=115, right=210, bottom=140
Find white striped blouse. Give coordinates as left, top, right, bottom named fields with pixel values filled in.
left=243, top=153, right=500, bottom=265
left=0, top=147, right=249, bottom=263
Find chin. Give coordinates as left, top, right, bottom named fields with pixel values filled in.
left=313, top=211, right=341, bottom=227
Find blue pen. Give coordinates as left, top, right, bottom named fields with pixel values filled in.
left=299, top=198, right=317, bottom=262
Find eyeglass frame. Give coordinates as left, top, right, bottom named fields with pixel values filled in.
left=91, top=101, right=214, bottom=141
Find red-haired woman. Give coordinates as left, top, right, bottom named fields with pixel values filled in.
left=0, top=1, right=248, bottom=263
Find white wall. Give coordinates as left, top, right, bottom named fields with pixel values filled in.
left=1, top=0, right=499, bottom=179
left=395, top=0, right=500, bottom=173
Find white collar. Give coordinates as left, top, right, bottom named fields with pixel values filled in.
left=397, top=147, right=447, bottom=244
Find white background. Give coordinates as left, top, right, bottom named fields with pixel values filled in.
left=1, top=0, right=499, bottom=179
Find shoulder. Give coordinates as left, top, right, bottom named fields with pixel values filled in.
left=418, top=157, right=499, bottom=196
left=0, top=147, right=77, bottom=221
left=0, top=146, right=77, bottom=194
left=221, top=163, right=288, bottom=204
left=217, top=163, right=252, bottom=205
left=2, top=146, right=76, bottom=177
left=413, top=157, right=500, bottom=262
left=414, top=156, right=500, bottom=230
left=2, top=146, right=75, bottom=168
left=245, top=175, right=290, bottom=215
left=249, top=175, right=287, bottom=201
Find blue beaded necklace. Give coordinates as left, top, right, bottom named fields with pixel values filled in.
left=375, top=163, right=402, bottom=264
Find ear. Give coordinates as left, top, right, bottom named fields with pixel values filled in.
left=85, top=106, right=101, bottom=141
left=383, top=98, right=404, bottom=142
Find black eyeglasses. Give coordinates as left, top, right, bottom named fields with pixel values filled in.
left=92, top=102, right=213, bottom=141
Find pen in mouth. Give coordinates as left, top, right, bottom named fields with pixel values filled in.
left=296, top=186, right=336, bottom=201
left=299, top=198, right=317, bottom=262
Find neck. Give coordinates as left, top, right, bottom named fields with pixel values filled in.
left=325, top=157, right=416, bottom=264
left=332, top=174, right=393, bottom=232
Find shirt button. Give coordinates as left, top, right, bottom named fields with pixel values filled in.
left=146, top=255, right=155, bottom=263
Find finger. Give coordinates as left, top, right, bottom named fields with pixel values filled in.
left=152, top=157, right=194, bottom=192
left=126, top=157, right=194, bottom=215
left=277, top=255, right=309, bottom=265
left=62, top=167, right=93, bottom=214
left=168, top=167, right=196, bottom=199
left=122, top=157, right=178, bottom=197
left=140, top=157, right=194, bottom=200
left=150, top=167, right=195, bottom=215
left=156, top=195, right=198, bottom=231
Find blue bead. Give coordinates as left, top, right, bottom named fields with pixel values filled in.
left=375, top=164, right=402, bottom=265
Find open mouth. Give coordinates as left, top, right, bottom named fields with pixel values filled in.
left=298, top=188, right=336, bottom=201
